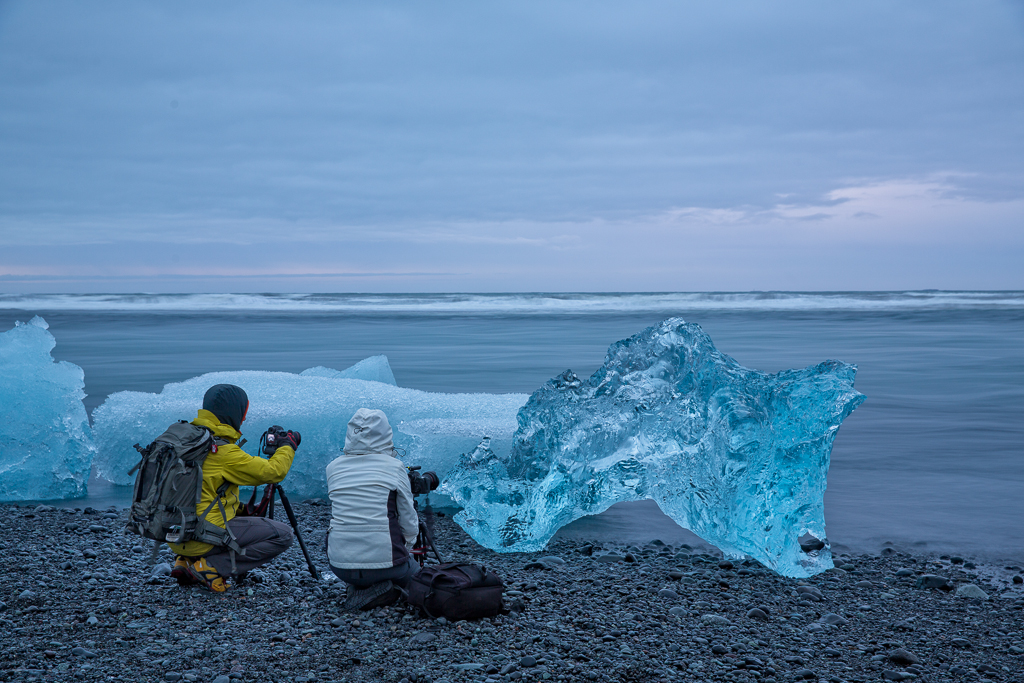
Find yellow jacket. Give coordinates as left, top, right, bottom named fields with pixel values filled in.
left=168, top=409, right=295, bottom=557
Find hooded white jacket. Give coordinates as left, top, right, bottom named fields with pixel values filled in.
left=326, top=409, right=418, bottom=569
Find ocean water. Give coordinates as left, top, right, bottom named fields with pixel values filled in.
left=2, top=292, right=1023, bottom=563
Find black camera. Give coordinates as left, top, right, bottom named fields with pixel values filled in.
left=261, top=425, right=300, bottom=455
left=407, top=466, right=439, bottom=495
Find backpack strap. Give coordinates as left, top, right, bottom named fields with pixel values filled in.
left=194, top=482, right=246, bottom=572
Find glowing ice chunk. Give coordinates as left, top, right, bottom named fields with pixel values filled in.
left=0, top=316, right=94, bottom=502
left=443, top=318, right=865, bottom=577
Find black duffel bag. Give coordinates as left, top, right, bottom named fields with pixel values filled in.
left=406, top=562, right=504, bottom=620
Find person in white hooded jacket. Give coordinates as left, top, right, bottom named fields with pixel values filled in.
left=325, top=409, right=419, bottom=601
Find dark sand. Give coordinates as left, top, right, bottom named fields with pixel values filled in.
left=2, top=502, right=1022, bottom=683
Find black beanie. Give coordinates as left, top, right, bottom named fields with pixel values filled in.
left=202, top=384, right=249, bottom=431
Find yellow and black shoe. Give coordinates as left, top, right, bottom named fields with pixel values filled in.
left=170, top=556, right=197, bottom=586
left=185, top=557, right=228, bottom=593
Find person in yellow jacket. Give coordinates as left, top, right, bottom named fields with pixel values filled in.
left=168, top=383, right=298, bottom=592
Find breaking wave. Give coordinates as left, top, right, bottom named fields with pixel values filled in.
left=1, top=291, right=1023, bottom=314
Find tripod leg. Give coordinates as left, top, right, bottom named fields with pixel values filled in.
left=275, top=486, right=320, bottom=581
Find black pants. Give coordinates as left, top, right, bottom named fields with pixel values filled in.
left=331, top=556, right=418, bottom=588
left=203, top=517, right=294, bottom=577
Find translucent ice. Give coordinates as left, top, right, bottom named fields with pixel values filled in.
left=443, top=318, right=865, bottom=577
left=0, top=316, right=94, bottom=502
left=92, top=371, right=526, bottom=498
left=300, top=355, right=397, bottom=386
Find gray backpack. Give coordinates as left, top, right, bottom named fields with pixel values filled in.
left=126, top=421, right=241, bottom=554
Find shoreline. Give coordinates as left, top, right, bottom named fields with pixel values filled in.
left=2, top=502, right=1022, bottom=683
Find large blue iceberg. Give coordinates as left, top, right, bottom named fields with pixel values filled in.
left=443, top=318, right=865, bottom=577
left=0, top=316, right=94, bottom=502
left=92, top=368, right=526, bottom=498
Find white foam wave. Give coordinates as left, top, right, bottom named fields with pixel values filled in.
left=1, top=291, right=1023, bottom=314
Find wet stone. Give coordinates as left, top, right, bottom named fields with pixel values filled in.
left=889, top=648, right=920, bottom=666
left=915, top=574, right=951, bottom=590
left=956, top=584, right=989, bottom=600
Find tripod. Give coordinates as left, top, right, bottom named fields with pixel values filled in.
left=411, top=499, right=445, bottom=567
left=240, top=483, right=320, bottom=580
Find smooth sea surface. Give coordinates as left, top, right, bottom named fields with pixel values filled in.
left=3, top=292, right=1023, bottom=563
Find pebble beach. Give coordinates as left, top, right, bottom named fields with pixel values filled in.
left=2, top=502, right=1023, bottom=683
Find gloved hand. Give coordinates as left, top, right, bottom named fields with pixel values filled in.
left=281, top=430, right=301, bottom=451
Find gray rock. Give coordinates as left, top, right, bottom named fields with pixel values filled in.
left=793, top=668, right=817, bottom=680
left=796, top=585, right=823, bottom=600
left=820, top=613, right=849, bottom=626
left=798, top=533, right=825, bottom=552
left=213, top=677, right=231, bottom=683
left=949, top=637, right=972, bottom=648
left=667, top=571, right=683, bottom=580
left=746, top=608, right=769, bottom=620
left=854, top=580, right=874, bottom=588
left=452, top=663, right=484, bottom=671
left=668, top=606, right=686, bottom=617
left=657, top=589, right=678, bottom=599
left=409, top=632, right=437, bottom=644
left=889, top=648, right=920, bottom=666
left=538, top=556, right=566, bottom=567
left=895, top=568, right=915, bottom=577
left=16, top=590, right=38, bottom=605
left=151, top=562, right=172, bottom=577
left=597, top=554, right=625, bottom=564
left=955, top=584, right=989, bottom=600
left=700, top=614, right=731, bottom=626
left=86, top=616, right=99, bottom=626
left=71, top=647, right=96, bottom=658
left=520, top=656, right=537, bottom=667
left=164, top=673, right=181, bottom=682
left=82, top=549, right=98, bottom=559
left=915, top=574, right=951, bottom=590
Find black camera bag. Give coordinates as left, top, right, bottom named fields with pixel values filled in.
left=407, top=562, right=504, bottom=620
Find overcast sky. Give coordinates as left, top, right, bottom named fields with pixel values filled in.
left=0, top=0, right=1022, bottom=292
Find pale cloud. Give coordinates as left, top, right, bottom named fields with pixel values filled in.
left=0, top=1, right=1022, bottom=291
left=645, top=176, right=1024, bottom=247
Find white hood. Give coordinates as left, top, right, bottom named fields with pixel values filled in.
left=343, top=408, right=395, bottom=455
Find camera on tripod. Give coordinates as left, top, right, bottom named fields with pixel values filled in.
left=261, top=425, right=300, bottom=455
left=406, top=465, right=439, bottom=496
left=406, top=466, right=443, bottom=566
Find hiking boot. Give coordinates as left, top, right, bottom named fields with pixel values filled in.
left=342, top=581, right=398, bottom=611
left=170, top=556, right=197, bottom=586
left=185, top=557, right=228, bottom=593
